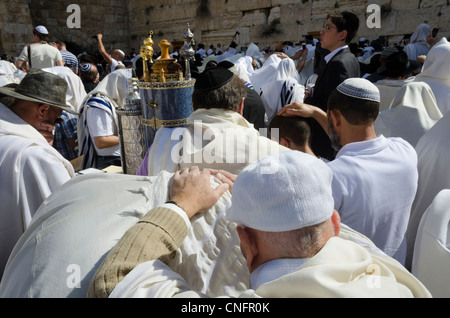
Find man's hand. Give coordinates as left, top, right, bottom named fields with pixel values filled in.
left=96, top=33, right=103, bottom=41
left=277, top=101, right=317, bottom=118
left=292, top=47, right=308, bottom=61
left=278, top=102, right=329, bottom=134
left=206, top=169, right=237, bottom=194
left=169, top=167, right=229, bottom=219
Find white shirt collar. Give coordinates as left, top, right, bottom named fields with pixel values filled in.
left=324, top=45, right=349, bottom=64
left=250, top=258, right=309, bottom=290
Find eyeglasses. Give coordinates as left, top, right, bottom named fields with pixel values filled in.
left=322, top=25, right=337, bottom=32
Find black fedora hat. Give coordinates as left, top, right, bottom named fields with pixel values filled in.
left=194, top=67, right=234, bottom=91
left=0, top=68, right=78, bottom=114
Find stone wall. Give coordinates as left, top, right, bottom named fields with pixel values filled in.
left=0, top=0, right=34, bottom=56
left=1, top=0, right=449, bottom=57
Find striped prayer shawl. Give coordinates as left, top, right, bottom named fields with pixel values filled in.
left=78, top=94, right=115, bottom=170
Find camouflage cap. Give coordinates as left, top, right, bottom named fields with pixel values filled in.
left=0, top=68, right=78, bottom=114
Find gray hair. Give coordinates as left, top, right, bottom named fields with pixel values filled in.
left=258, top=219, right=331, bottom=259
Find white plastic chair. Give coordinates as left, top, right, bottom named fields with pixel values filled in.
left=411, top=189, right=450, bottom=297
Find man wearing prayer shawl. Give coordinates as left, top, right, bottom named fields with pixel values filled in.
left=249, top=54, right=305, bottom=126
left=77, top=69, right=129, bottom=170
left=0, top=69, right=76, bottom=278
left=374, top=81, right=442, bottom=148
left=87, top=152, right=431, bottom=298
left=405, top=111, right=450, bottom=271
left=413, top=37, right=450, bottom=115
left=403, top=23, right=431, bottom=61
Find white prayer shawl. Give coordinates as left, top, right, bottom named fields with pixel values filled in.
left=0, top=170, right=430, bottom=298
left=413, top=37, right=450, bottom=115
left=0, top=172, right=249, bottom=298
left=43, top=66, right=87, bottom=111
left=374, top=77, right=415, bottom=112
left=0, top=102, right=74, bottom=277
left=246, top=43, right=263, bottom=61
left=231, top=56, right=254, bottom=84
left=0, top=61, right=20, bottom=86
left=142, top=108, right=288, bottom=176
left=216, top=51, right=244, bottom=63
left=197, top=55, right=218, bottom=73
left=374, top=81, right=442, bottom=147
left=109, top=232, right=431, bottom=298
left=403, top=24, right=431, bottom=60
left=77, top=70, right=129, bottom=169
left=249, top=55, right=305, bottom=124
left=0, top=172, right=172, bottom=297
left=405, top=111, right=450, bottom=271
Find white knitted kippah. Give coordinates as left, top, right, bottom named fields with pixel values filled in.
left=337, top=78, right=380, bottom=102
left=35, top=25, right=49, bottom=35
left=227, top=151, right=334, bottom=232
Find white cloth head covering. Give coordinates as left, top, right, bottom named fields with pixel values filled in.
left=83, top=69, right=130, bottom=109
left=249, top=54, right=304, bottom=123
left=374, top=81, right=442, bottom=147
left=228, top=151, right=334, bottom=232
left=246, top=43, right=263, bottom=60
left=410, top=23, right=431, bottom=43
left=43, top=66, right=87, bottom=111
left=403, top=24, right=431, bottom=60
left=414, top=37, right=450, bottom=115
left=230, top=56, right=253, bottom=83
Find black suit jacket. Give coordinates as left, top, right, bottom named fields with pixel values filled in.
left=243, top=87, right=266, bottom=131
left=305, top=47, right=360, bottom=160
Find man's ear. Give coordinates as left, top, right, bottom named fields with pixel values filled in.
left=279, top=137, right=290, bottom=148
left=338, top=30, right=348, bottom=43
left=238, top=97, right=245, bottom=115
left=236, top=226, right=258, bottom=272
left=331, top=210, right=341, bottom=237
left=37, top=103, right=50, bottom=120
left=329, top=109, right=342, bottom=129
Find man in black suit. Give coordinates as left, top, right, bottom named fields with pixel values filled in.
left=286, top=11, right=360, bottom=161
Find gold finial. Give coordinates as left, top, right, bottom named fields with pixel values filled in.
left=158, top=39, right=171, bottom=60
left=140, top=30, right=154, bottom=82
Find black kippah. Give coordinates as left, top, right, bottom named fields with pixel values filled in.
left=216, top=60, right=235, bottom=69
left=194, top=67, right=234, bottom=91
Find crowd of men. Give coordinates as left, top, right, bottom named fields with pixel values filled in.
left=1, top=12, right=450, bottom=299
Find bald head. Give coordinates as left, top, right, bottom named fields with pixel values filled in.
left=112, top=49, right=125, bottom=62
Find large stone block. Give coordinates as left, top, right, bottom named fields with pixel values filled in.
left=311, top=0, right=338, bottom=20
left=391, top=0, right=420, bottom=11
left=420, top=0, right=447, bottom=8
left=225, top=0, right=272, bottom=13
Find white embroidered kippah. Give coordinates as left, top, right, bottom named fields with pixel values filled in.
left=337, top=78, right=380, bottom=102
left=35, top=25, right=49, bottom=35
left=227, top=151, right=334, bottom=232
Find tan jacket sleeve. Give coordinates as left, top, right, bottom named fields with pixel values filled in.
left=87, top=206, right=189, bottom=298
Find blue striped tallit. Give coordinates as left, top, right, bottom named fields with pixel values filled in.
left=78, top=94, right=114, bottom=170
